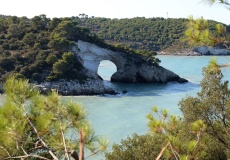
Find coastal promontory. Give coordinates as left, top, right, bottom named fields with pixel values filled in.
left=0, top=15, right=187, bottom=95
left=36, top=40, right=187, bottom=95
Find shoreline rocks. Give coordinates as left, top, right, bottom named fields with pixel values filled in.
left=193, top=46, right=230, bottom=55
left=35, top=79, right=117, bottom=96
left=158, top=46, right=230, bottom=56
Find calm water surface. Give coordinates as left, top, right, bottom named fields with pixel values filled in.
left=63, top=56, right=230, bottom=159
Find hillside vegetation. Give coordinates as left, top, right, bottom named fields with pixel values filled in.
left=0, top=15, right=93, bottom=83
left=0, top=14, right=161, bottom=83
left=76, top=15, right=230, bottom=52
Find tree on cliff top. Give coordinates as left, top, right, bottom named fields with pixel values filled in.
left=0, top=76, right=109, bottom=160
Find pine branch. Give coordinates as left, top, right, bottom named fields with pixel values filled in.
left=156, top=142, right=170, bottom=160
left=21, top=147, right=28, bottom=156
left=85, top=149, right=104, bottom=159
left=169, top=142, right=180, bottom=160
left=4, top=155, right=50, bottom=160
left=28, top=146, right=43, bottom=152
left=60, top=122, right=70, bottom=160
left=0, top=146, right=10, bottom=157
left=21, top=105, right=58, bottom=160
left=4, top=146, right=50, bottom=160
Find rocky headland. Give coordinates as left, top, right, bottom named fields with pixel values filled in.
left=35, top=40, right=187, bottom=95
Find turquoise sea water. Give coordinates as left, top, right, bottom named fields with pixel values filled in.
left=65, top=56, right=230, bottom=159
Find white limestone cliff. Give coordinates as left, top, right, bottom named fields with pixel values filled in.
left=35, top=40, right=187, bottom=96
left=76, top=40, right=187, bottom=83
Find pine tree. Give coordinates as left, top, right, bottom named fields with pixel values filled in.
left=179, top=58, right=230, bottom=158
left=184, top=0, right=230, bottom=49
left=0, top=76, right=109, bottom=160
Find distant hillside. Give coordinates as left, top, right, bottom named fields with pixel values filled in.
left=76, top=16, right=229, bottom=53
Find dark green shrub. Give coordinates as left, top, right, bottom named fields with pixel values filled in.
left=62, top=52, right=75, bottom=64
left=52, top=60, right=69, bottom=75
left=32, top=73, right=42, bottom=83
left=46, top=54, right=58, bottom=65
left=1, top=43, right=10, bottom=50
left=0, top=57, right=16, bottom=71
left=22, top=33, right=36, bottom=46
left=14, top=73, right=25, bottom=79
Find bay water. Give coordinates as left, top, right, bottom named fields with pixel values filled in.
left=64, top=56, right=230, bottom=159
left=0, top=56, right=227, bottom=159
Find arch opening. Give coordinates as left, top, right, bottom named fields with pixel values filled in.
left=97, top=60, right=117, bottom=81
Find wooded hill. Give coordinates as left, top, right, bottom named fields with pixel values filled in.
left=76, top=15, right=230, bottom=52
left=0, top=15, right=160, bottom=83
left=0, top=15, right=92, bottom=83
left=0, top=14, right=227, bottom=83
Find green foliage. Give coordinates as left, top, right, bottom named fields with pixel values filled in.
left=184, top=16, right=230, bottom=49
left=77, top=16, right=229, bottom=53
left=179, top=59, right=230, bottom=157
left=105, top=133, right=166, bottom=160
left=46, top=54, right=58, bottom=65
left=7, top=24, right=22, bottom=38
left=51, top=20, right=79, bottom=40
left=0, top=15, right=89, bottom=82
left=53, top=59, right=69, bottom=74
left=77, top=16, right=199, bottom=52
left=0, top=57, right=16, bottom=71
left=146, top=107, right=208, bottom=159
left=0, top=76, right=108, bottom=159
left=52, top=52, right=74, bottom=75
left=62, top=51, right=75, bottom=64
left=22, top=32, right=36, bottom=46
left=48, top=37, right=75, bottom=52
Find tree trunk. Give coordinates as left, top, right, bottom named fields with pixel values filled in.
left=79, top=130, right=84, bottom=160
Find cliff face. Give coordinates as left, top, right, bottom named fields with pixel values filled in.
left=36, top=40, right=187, bottom=96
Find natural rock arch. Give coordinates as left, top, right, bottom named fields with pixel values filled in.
left=36, top=40, right=187, bottom=96
left=76, top=40, right=187, bottom=83
left=76, top=40, right=123, bottom=75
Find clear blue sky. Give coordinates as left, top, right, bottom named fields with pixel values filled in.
left=1, top=0, right=230, bottom=24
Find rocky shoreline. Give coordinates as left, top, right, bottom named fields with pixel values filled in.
left=35, top=79, right=117, bottom=96
left=0, top=40, right=190, bottom=96
left=158, top=46, right=230, bottom=56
